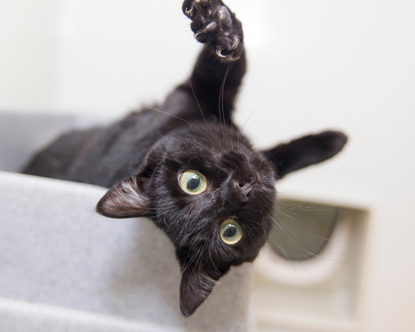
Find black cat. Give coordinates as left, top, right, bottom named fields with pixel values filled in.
left=23, top=0, right=347, bottom=317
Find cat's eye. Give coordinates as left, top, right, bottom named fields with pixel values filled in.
left=179, top=170, right=208, bottom=195
left=220, top=219, right=243, bottom=245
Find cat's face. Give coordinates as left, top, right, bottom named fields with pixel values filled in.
left=153, top=127, right=276, bottom=315
left=96, top=124, right=347, bottom=316
left=97, top=124, right=276, bottom=316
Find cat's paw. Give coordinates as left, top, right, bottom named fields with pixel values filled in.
left=182, top=0, right=243, bottom=61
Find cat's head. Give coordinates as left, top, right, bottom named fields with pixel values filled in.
left=96, top=124, right=347, bottom=316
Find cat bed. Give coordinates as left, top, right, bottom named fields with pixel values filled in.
left=0, top=111, right=255, bottom=332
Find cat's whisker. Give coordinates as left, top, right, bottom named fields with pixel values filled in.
left=258, top=210, right=271, bottom=243
left=147, top=158, right=166, bottom=185
left=161, top=216, right=168, bottom=228
left=273, top=220, right=319, bottom=258
left=240, top=105, right=268, bottom=139
left=225, top=63, right=235, bottom=147
left=182, top=244, right=203, bottom=274
left=194, top=243, right=209, bottom=273
left=217, top=63, right=232, bottom=141
left=270, top=214, right=354, bottom=263
left=187, top=82, right=225, bottom=151
left=271, top=228, right=291, bottom=262
left=216, top=245, right=233, bottom=263
left=273, top=203, right=347, bottom=243
left=206, top=240, right=220, bottom=273
left=145, top=106, right=192, bottom=125
left=269, top=216, right=300, bottom=272
left=188, top=79, right=217, bottom=144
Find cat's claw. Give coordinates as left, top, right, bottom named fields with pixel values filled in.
left=183, top=0, right=243, bottom=61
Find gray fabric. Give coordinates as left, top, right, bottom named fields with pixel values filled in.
left=0, top=111, right=255, bottom=331
left=0, top=298, right=183, bottom=332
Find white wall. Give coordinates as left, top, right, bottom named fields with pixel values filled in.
left=53, top=0, right=197, bottom=114
left=1, top=0, right=415, bottom=331
left=0, top=0, right=60, bottom=110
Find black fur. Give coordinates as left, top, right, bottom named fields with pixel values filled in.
left=23, top=0, right=347, bottom=316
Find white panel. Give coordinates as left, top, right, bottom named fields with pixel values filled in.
left=0, top=0, right=60, bottom=110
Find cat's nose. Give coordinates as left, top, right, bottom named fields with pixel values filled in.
left=234, top=181, right=254, bottom=202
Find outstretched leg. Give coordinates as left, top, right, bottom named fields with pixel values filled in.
left=178, top=0, right=246, bottom=124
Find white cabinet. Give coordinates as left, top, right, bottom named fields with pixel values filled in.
left=253, top=193, right=370, bottom=332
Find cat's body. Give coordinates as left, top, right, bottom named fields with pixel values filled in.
left=24, top=0, right=347, bottom=317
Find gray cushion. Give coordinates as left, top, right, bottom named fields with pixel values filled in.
left=0, top=111, right=254, bottom=331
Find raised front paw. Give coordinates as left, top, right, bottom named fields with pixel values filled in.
left=182, top=0, right=243, bottom=61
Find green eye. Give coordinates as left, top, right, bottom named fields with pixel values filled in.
left=179, top=170, right=207, bottom=195
left=220, top=219, right=243, bottom=245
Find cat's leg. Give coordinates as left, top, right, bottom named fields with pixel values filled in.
left=261, top=131, right=348, bottom=179
left=179, top=0, right=246, bottom=124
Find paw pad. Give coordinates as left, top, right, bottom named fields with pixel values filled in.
left=183, top=0, right=243, bottom=61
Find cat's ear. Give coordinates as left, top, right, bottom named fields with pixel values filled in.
left=261, top=130, right=347, bottom=180
left=179, top=267, right=220, bottom=317
left=96, top=175, right=152, bottom=218
left=96, top=144, right=163, bottom=218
